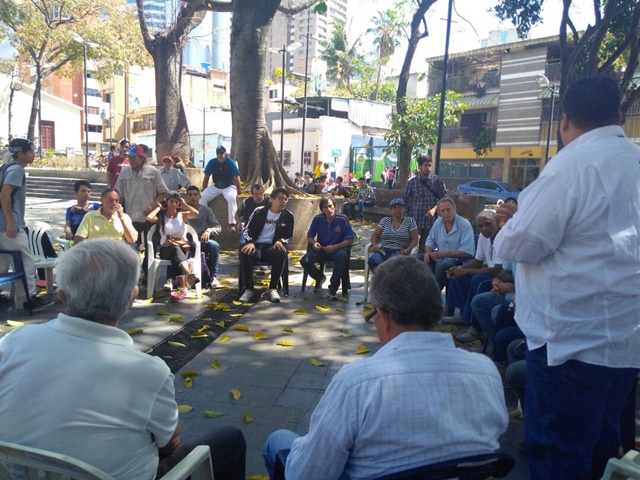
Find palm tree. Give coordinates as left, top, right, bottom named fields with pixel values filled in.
left=321, top=19, right=363, bottom=94
left=367, top=9, right=404, bottom=101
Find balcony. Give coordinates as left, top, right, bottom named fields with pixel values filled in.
left=442, top=124, right=497, bottom=145
left=428, top=69, right=501, bottom=97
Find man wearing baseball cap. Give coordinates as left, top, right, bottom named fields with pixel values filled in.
left=106, top=138, right=130, bottom=188
left=201, top=145, right=242, bottom=230
left=0, top=138, right=54, bottom=311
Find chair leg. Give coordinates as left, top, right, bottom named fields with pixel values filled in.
left=301, top=270, right=308, bottom=292
left=364, top=264, right=370, bottom=304
left=45, top=266, right=54, bottom=295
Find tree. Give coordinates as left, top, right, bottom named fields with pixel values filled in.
left=0, top=0, right=147, bottom=144
left=494, top=0, right=640, bottom=149
left=320, top=19, right=364, bottom=95
left=384, top=92, right=467, bottom=160
left=0, top=57, right=21, bottom=141
left=366, top=9, right=404, bottom=101
left=136, top=0, right=207, bottom=160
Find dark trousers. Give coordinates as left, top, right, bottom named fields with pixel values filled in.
left=300, top=247, right=349, bottom=293
left=157, top=426, right=245, bottom=480
left=525, top=345, right=638, bottom=479
left=159, top=245, right=189, bottom=271
left=239, top=243, right=287, bottom=290
left=446, top=273, right=492, bottom=323
left=133, top=221, right=151, bottom=274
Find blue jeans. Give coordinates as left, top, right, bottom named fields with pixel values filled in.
left=201, top=239, right=220, bottom=277
left=263, top=429, right=299, bottom=480
left=428, top=257, right=461, bottom=291
left=525, top=345, right=638, bottom=479
left=446, top=274, right=492, bottom=322
left=358, top=200, right=375, bottom=219
left=300, top=247, right=349, bottom=294
left=470, top=292, right=508, bottom=341
left=367, top=248, right=400, bottom=271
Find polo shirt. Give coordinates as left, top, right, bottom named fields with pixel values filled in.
left=75, top=209, right=131, bottom=241
left=426, top=214, right=475, bottom=257
left=204, top=157, right=240, bottom=189
left=115, top=165, right=168, bottom=223
left=0, top=314, right=177, bottom=480
left=66, top=202, right=100, bottom=235
left=307, top=213, right=354, bottom=247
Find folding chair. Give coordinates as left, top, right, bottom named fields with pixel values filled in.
left=601, top=449, right=640, bottom=480
left=300, top=235, right=359, bottom=296
left=0, top=249, right=32, bottom=315
left=25, top=221, right=59, bottom=295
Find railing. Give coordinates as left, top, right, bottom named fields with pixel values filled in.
left=428, top=69, right=501, bottom=96
left=546, top=62, right=561, bottom=82
left=442, top=125, right=497, bottom=144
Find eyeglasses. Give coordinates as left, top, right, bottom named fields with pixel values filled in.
left=365, top=306, right=382, bottom=324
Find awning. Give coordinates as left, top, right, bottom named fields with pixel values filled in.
left=460, top=93, right=499, bottom=109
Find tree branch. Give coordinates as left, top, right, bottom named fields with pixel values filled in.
left=135, top=0, right=154, bottom=52
left=278, top=0, right=318, bottom=16
left=195, top=0, right=233, bottom=12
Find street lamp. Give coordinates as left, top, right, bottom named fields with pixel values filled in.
left=300, top=8, right=312, bottom=176
left=434, top=0, right=454, bottom=175
left=72, top=33, right=98, bottom=169
left=269, top=42, right=302, bottom=163
left=536, top=74, right=559, bottom=163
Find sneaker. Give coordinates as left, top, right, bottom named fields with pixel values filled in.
left=211, top=277, right=219, bottom=287
left=313, top=275, right=326, bottom=293
left=455, top=326, right=484, bottom=343
left=163, top=279, right=174, bottom=291
left=239, top=289, right=254, bottom=303
left=24, top=295, right=55, bottom=312
left=268, top=289, right=281, bottom=303
left=186, top=274, right=200, bottom=287
left=441, top=312, right=465, bottom=325
left=327, top=289, right=338, bottom=301
left=170, top=288, right=187, bottom=302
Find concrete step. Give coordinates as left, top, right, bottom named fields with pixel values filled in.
left=26, top=176, right=106, bottom=202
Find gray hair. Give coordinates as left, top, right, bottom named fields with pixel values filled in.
left=477, top=209, right=496, bottom=222
left=437, top=197, right=456, bottom=210
left=55, top=239, right=140, bottom=323
left=370, top=256, right=442, bottom=328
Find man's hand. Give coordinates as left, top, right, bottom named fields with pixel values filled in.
left=427, top=251, right=443, bottom=261
left=274, top=240, right=286, bottom=252
left=70, top=205, right=85, bottom=214
left=311, top=241, right=322, bottom=251
left=426, top=206, right=437, bottom=218
left=235, top=222, right=243, bottom=233
left=6, top=221, right=18, bottom=239
left=322, top=244, right=337, bottom=254
left=241, top=242, right=256, bottom=255
left=200, top=231, right=211, bottom=242
left=446, top=266, right=466, bottom=279
left=114, top=204, right=125, bottom=219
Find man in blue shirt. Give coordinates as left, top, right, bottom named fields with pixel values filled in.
left=301, top=197, right=354, bottom=300
left=64, top=180, right=100, bottom=240
left=201, top=146, right=242, bottom=230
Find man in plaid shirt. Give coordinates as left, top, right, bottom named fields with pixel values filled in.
left=344, top=177, right=376, bottom=221
left=403, top=155, right=446, bottom=252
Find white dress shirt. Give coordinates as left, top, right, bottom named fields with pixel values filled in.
left=496, top=125, right=640, bottom=367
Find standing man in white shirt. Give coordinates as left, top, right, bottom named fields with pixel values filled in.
left=496, top=75, right=640, bottom=479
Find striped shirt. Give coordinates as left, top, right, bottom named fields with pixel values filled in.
left=377, top=216, right=417, bottom=250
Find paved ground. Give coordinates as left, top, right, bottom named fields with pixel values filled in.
left=1, top=196, right=527, bottom=479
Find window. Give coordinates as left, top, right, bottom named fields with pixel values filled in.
left=303, top=151, right=312, bottom=165
left=510, top=159, right=539, bottom=190
left=281, top=151, right=291, bottom=166
left=86, top=88, right=101, bottom=97
left=88, top=107, right=100, bottom=115
left=86, top=125, right=102, bottom=133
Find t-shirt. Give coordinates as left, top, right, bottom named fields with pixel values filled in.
left=238, top=197, right=270, bottom=223
left=203, top=157, right=240, bottom=189
left=65, top=202, right=101, bottom=235
left=0, top=161, right=26, bottom=231
left=256, top=209, right=280, bottom=244
left=307, top=213, right=354, bottom=247
left=160, top=214, right=186, bottom=245
left=377, top=216, right=417, bottom=250
left=107, top=155, right=129, bottom=188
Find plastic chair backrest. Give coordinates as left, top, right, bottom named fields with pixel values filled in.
left=25, top=221, right=54, bottom=258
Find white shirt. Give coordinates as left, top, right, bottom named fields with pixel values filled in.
left=286, top=332, right=508, bottom=480
left=161, top=213, right=186, bottom=245
left=0, top=314, right=178, bottom=479
left=496, top=125, right=640, bottom=367
left=256, top=209, right=280, bottom=244
left=476, top=233, right=501, bottom=267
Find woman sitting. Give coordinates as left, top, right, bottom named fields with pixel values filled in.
left=368, top=198, right=418, bottom=271
left=146, top=191, right=199, bottom=301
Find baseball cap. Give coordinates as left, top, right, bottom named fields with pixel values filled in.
left=126, top=144, right=149, bottom=157
left=390, top=198, right=405, bottom=207
left=8, top=138, right=34, bottom=155
left=164, top=190, right=181, bottom=201
left=216, top=145, right=226, bottom=154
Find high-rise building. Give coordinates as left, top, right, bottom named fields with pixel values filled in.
left=126, top=0, right=179, bottom=32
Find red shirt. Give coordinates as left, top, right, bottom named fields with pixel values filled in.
left=107, top=155, right=129, bottom=188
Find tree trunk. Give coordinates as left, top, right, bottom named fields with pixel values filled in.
left=27, top=71, right=41, bottom=142
left=230, top=0, right=301, bottom=193
left=153, top=37, right=191, bottom=160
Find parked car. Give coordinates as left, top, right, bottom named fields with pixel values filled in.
left=454, top=180, right=520, bottom=205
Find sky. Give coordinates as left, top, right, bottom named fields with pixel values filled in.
left=349, top=0, right=595, bottom=74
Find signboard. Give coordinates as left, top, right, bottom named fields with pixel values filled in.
left=331, top=149, right=341, bottom=157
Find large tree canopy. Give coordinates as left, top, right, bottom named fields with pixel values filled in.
left=0, top=0, right=147, bottom=142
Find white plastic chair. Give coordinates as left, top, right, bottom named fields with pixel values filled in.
left=363, top=242, right=419, bottom=303
left=25, top=220, right=61, bottom=295
left=0, top=439, right=214, bottom=480
left=146, top=224, right=202, bottom=299
left=600, top=450, right=640, bottom=480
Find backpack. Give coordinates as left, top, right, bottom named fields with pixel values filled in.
left=0, top=162, right=22, bottom=207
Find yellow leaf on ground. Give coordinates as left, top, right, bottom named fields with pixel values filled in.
left=293, top=309, right=307, bottom=315
left=219, top=335, right=231, bottom=343
left=198, top=325, right=211, bottom=332
left=243, top=411, right=253, bottom=424
left=310, top=358, right=325, bottom=367
left=282, top=327, right=295, bottom=333
left=191, top=332, right=209, bottom=339
left=253, top=331, right=269, bottom=340
left=211, top=359, right=222, bottom=370
left=155, top=311, right=171, bottom=316
left=339, top=333, right=353, bottom=338
left=205, top=303, right=217, bottom=309
left=362, top=310, right=373, bottom=318
left=180, top=371, right=199, bottom=378
left=6, top=320, right=24, bottom=327
left=177, top=405, right=193, bottom=414
left=277, top=341, right=294, bottom=347
left=167, top=315, right=184, bottom=323
left=219, top=280, right=231, bottom=285
left=145, top=348, right=154, bottom=354
left=232, top=300, right=243, bottom=306
left=185, top=377, right=193, bottom=388
left=338, top=297, right=348, bottom=303
left=243, top=302, right=255, bottom=307
left=364, top=303, right=373, bottom=309
left=204, top=411, right=226, bottom=418
left=215, top=320, right=226, bottom=328
left=168, top=341, right=186, bottom=347
left=231, top=389, right=242, bottom=400
left=336, top=307, right=345, bottom=312
left=356, top=346, right=370, bottom=354
left=215, top=302, right=231, bottom=310
left=229, top=272, right=238, bottom=278
left=221, top=286, right=231, bottom=291
left=315, top=305, right=331, bottom=313
left=230, top=313, right=243, bottom=317
left=233, top=324, right=250, bottom=332
left=126, top=328, right=143, bottom=336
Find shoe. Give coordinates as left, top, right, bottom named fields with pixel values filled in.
left=313, top=275, right=326, bottom=292
left=163, top=279, right=174, bottom=291
left=239, top=289, right=254, bottom=303
left=211, top=277, right=219, bottom=287
left=441, top=313, right=465, bottom=325
left=24, top=295, right=54, bottom=312
left=268, top=289, right=281, bottom=303
left=328, top=289, right=338, bottom=301
left=259, top=265, right=269, bottom=272
left=170, top=288, right=187, bottom=302
left=186, top=274, right=200, bottom=287
left=229, top=223, right=236, bottom=232
left=455, top=325, right=484, bottom=343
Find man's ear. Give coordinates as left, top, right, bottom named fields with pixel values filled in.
left=128, top=286, right=139, bottom=308
left=58, top=289, right=67, bottom=308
